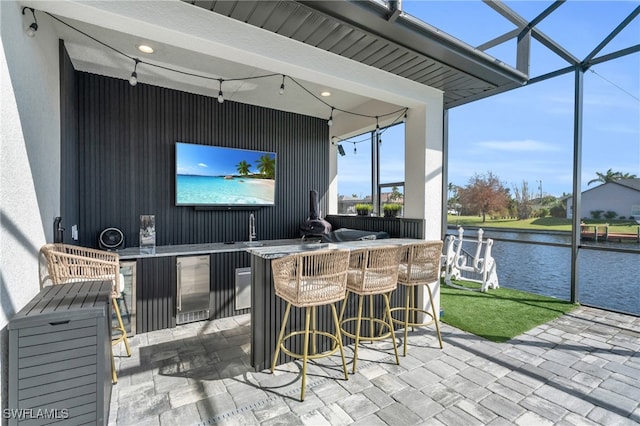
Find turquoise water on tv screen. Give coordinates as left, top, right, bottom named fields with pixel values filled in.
left=176, top=175, right=275, bottom=205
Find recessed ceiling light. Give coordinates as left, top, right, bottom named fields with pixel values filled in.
left=137, top=44, right=154, bottom=54
left=321, top=91, right=331, bottom=97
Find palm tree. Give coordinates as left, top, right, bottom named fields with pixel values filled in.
left=588, top=169, right=637, bottom=185
left=256, top=154, right=275, bottom=179
left=236, top=160, right=251, bottom=176
left=618, top=172, right=638, bottom=180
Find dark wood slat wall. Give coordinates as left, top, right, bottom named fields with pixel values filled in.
left=210, top=251, right=251, bottom=318
left=74, top=72, right=329, bottom=249
left=59, top=41, right=79, bottom=244
left=136, top=257, right=177, bottom=333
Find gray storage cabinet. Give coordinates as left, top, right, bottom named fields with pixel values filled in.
left=8, top=281, right=112, bottom=425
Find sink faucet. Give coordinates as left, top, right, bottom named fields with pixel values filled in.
left=249, top=213, right=256, bottom=242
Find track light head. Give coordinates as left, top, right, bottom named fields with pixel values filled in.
left=26, top=22, right=38, bottom=37
left=328, top=107, right=334, bottom=127
left=129, top=59, right=140, bottom=86
left=337, top=144, right=345, bottom=156
left=279, top=75, right=285, bottom=95
left=22, top=7, right=38, bottom=37
left=217, top=80, right=224, bottom=103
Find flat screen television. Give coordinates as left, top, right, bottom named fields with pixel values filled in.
left=175, top=142, right=276, bottom=207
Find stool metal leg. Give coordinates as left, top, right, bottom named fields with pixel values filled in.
left=113, top=299, right=131, bottom=356
left=426, top=283, right=444, bottom=348
left=403, top=287, right=410, bottom=356
left=368, top=295, right=375, bottom=343
left=301, top=306, right=312, bottom=401
left=330, top=303, right=349, bottom=380
left=352, top=295, right=364, bottom=374
left=383, top=292, right=400, bottom=365
left=311, top=306, right=317, bottom=355
left=111, top=296, right=131, bottom=384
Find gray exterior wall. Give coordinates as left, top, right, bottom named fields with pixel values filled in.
left=567, top=180, right=640, bottom=219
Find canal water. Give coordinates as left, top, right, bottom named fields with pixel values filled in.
left=447, top=228, right=640, bottom=316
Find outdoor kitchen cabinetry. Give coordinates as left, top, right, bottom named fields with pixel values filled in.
left=132, top=249, right=252, bottom=333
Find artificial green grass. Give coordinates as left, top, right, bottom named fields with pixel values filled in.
left=440, top=279, right=578, bottom=343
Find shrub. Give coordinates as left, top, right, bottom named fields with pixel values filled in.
left=536, top=208, right=549, bottom=218
left=590, top=210, right=604, bottom=219
left=383, top=203, right=402, bottom=217
left=355, top=203, right=373, bottom=215
left=549, top=205, right=566, bottom=218
left=603, top=210, right=618, bottom=220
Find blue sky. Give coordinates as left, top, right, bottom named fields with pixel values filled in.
left=338, top=1, right=639, bottom=198
left=176, top=142, right=275, bottom=176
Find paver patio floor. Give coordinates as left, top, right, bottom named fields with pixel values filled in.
left=109, top=306, right=640, bottom=425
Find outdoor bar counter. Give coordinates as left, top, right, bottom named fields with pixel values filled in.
left=247, top=238, right=423, bottom=371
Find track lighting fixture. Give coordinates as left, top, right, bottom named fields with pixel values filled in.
left=129, top=59, right=140, bottom=86
left=22, top=7, right=38, bottom=37
left=27, top=9, right=408, bottom=123
left=337, top=144, right=346, bottom=156
left=353, top=143, right=357, bottom=155
left=218, top=79, right=224, bottom=104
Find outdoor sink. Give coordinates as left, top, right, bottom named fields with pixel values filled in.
left=300, top=243, right=328, bottom=250
left=244, top=241, right=264, bottom=247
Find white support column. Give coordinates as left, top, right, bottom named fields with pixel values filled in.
left=403, top=99, right=445, bottom=319
left=328, top=139, right=339, bottom=214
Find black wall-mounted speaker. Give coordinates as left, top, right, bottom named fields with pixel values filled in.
left=99, top=227, right=124, bottom=250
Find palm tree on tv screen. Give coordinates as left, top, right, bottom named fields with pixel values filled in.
left=256, top=154, right=275, bottom=179
left=236, top=160, right=252, bottom=176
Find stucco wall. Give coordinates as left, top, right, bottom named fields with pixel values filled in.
left=1, top=1, right=60, bottom=411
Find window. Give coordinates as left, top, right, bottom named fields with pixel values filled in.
left=336, top=122, right=406, bottom=215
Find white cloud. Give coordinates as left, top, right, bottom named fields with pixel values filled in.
left=476, top=139, right=561, bottom=152
left=198, top=163, right=208, bottom=168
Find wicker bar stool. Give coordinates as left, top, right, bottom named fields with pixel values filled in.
left=40, top=243, right=132, bottom=384
left=338, top=245, right=402, bottom=373
left=271, top=249, right=351, bottom=401
left=389, top=240, right=444, bottom=356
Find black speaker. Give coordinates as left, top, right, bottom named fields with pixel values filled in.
left=99, top=227, right=124, bottom=250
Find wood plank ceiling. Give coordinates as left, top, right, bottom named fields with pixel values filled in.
left=184, top=0, right=529, bottom=108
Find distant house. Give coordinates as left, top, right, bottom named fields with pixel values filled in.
left=566, top=179, right=640, bottom=219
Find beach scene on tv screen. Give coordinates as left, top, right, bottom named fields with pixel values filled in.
left=176, top=143, right=276, bottom=205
